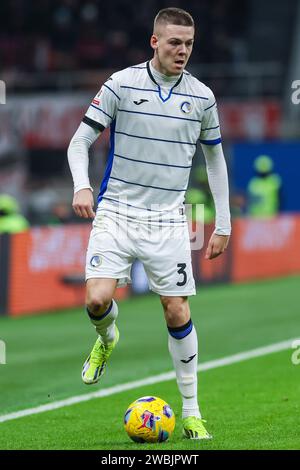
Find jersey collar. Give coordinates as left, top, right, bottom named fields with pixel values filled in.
left=146, top=61, right=183, bottom=102
left=146, top=61, right=183, bottom=88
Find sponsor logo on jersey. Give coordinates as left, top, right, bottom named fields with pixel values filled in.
left=133, top=99, right=149, bottom=105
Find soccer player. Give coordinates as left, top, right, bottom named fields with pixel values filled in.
left=68, top=7, right=231, bottom=440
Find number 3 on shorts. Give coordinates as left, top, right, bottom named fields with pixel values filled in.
left=176, top=263, right=187, bottom=286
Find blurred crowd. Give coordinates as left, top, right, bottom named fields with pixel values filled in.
left=0, top=0, right=247, bottom=73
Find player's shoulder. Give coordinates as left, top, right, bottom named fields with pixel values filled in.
left=108, top=62, right=147, bottom=84
left=183, top=70, right=215, bottom=102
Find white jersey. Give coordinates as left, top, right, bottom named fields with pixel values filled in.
left=83, top=61, right=221, bottom=218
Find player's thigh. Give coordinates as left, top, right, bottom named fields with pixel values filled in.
left=141, top=224, right=196, bottom=296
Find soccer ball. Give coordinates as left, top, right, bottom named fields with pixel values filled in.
left=124, top=396, right=175, bottom=443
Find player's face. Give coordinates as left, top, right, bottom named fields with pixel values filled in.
left=151, top=24, right=194, bottom=76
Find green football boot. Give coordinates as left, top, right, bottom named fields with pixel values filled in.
left=82, top=325, right=119, bottom=385
left=182, top=417, right=212, bottom=440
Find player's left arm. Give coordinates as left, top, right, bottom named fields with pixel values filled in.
left=199, top=88, right=231, bottom=260
left=201, top=142, right=231, bottom=260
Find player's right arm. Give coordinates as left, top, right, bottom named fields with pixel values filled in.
left=67, top=122, right=101, bottom=218
left=67, top=74, right=121, bottom=218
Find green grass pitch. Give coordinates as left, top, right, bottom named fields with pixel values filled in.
left=0, top=275, right=299, bottom=450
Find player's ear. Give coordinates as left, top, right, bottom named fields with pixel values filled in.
left=150, top=34, right=158, bottom=51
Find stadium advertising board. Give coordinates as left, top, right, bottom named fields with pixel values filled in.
left=7, top=225, right=129, bottom=316
left=193, top=223, right=232, bottom=284
left=231, top=215, right=300, bottom=282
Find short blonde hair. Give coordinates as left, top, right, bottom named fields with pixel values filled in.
left=154, top=7, right=194, bottom=31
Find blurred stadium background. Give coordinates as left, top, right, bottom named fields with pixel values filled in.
left=0, top=0, right=300, bottom=450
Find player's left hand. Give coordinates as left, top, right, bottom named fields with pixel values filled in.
left=205, top=233, right=230, bottom=260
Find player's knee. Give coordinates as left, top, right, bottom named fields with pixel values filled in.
left=86, top=293, right=112, bottom=316
left=161, top=296, right=189, bottom=325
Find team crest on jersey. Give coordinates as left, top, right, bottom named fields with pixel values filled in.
left=90, top=255, right=102, bottom=267
left=180, top=101, right=193, bottom=114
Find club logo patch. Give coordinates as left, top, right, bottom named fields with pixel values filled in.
left=90, top=255, right=102, bottom=267
left=180, top=101, right=192, bottom=114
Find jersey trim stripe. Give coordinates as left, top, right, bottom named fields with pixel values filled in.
left=114, top=153, right=192, bottom=169
left=100, top=196, right=162, bottom=212
left=201, top=125, right=220, bottom=131
left=130, top=63, right=191, bottom=76
left=199, top=137, right=222, bottom=145
left=103, top=84, right=121, bottom=100
left=109, top=176, right=187, bottom=192
left=118, top=108, right=201, bottom=123
left=172, top=91, right=209, bottom=100
left=204, top=101, right=216, bottom=111
left=120, top=85, right=209, bottom=100
left=98, top=120, right=116, bottom=202
left=82, top=116, right=105, bottom=132
left=115, top=130, right=197, bottom=146
left=90, top=104, right=113, bottom=120
left=121, top=85, right=157, bottom=93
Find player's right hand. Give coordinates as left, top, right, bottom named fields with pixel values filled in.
left=72, top=188, right=96, bottom=219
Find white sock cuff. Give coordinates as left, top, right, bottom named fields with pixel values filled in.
left=87, top=299, right=118, bottom=327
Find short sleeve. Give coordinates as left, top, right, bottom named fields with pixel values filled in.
left=83, top=76, right=121, bottom=131
left=199, top=89, right=222, bottom=145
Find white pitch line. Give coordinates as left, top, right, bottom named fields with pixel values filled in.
left=0, top=338, right=296, bottom=424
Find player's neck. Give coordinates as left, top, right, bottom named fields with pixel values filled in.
left=150, top=59, right=180, bottom=85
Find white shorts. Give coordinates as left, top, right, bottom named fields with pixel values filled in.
left=85, top=210, right=196, bottom=296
